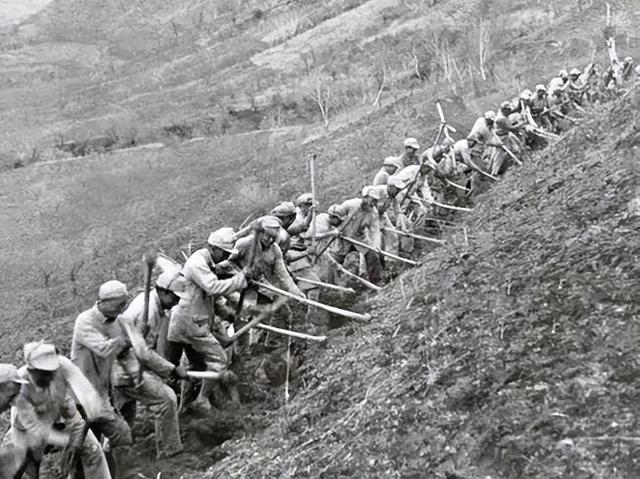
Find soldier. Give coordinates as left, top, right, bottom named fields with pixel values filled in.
left=398, top=138, right=421, bottom=167
left=6, top=343, right=111, bottom=479
left=373, top=156, right=403, bottom=186
left=467, top=111, right=495, bottom=147
left=230, top=216, right=304, bottom=300
left=114, top=268, right=188, bottom=459
left=336, top=187, right=384, bottom=283
left=0, top=363, right=30, bottom=478
left=564, top=67, right=588, bottom=105
left=289, top=193, right=316, bottom=235
left=529, top=85, right=553, bottom=129
left=490, top=101, right=526, bottom=176
left=303, top=204, right=347, bottom=284
left=270, top=202, right=321, bottom=304
left=71, top=280, right=134, bottom=477
left=166, top=228, right=248, bottom=410
left=548, top=69, right=569, bottom=95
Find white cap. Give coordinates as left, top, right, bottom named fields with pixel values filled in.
left=24, top=342, right=59, bottom=371
left=155, top=267, right=181, bottom=290
left=259, top=215, right=281, bottom=230
left=98, top=280, right=128, bottom=300
left=535, top=84, right=546, bottom=92
left=362, top=185, right=382, bottom=201
left=383, top=156, right=397, bottom=166
left=0, top=364, right=27, bottom=384
left=484, top=110, right=496, bottom=121
left=270, top=201, right=296, bottom=217
left=570, top=67, right=581, bottom=76
left=295, top=193, right=314, bottom=206
left=327, top=204, right=347, bottom=219
left=403, top=138, right=420, bottom=150
left=207, top=227, right=235, bottom=252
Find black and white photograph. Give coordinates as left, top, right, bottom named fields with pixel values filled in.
left=0, top=0, right=639, bottom=477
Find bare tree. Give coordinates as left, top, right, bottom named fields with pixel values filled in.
left=477, top=18, right=491, bottom=80
left=315, top=75, right=331, bottom=129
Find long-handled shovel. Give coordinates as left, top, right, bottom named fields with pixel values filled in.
left=341, top=236, right=421, bottom=266
left=254, top=281, right=371, bottom=322
left=324, top=254, right=382, bottom=291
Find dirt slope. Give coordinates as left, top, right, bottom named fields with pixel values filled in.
left=189, top=92, right=640, bottom=478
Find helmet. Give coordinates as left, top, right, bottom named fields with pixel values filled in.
left=500, top=101, right=512, bottom=111
left=327, top=204, right=347, bottom=219
left=270, top=201, right=296, bottom=218
left=295, top=193, right=313, bottom=206
left=535, top=84, right=546, bottom=92
left=559, top=69, right=569, bottom=79
left=624, top=56, right=633, bottom=64
left=519, top=89, right=532, bottom=100
left=484, top=110, right=496, bottom=121
left=570, top=67, right=581, bottom=76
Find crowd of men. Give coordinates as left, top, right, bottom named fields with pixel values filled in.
left=0, top=53, right=637, bottom=478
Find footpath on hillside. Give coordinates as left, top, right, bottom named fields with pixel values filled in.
left=181, top=90, right=640, bottom=478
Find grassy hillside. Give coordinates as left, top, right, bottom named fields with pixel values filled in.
left=1, top=0, right=638, bottom=169
left=194, top=87, right=640, bottom=479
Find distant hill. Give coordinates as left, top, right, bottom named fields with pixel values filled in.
left=0, top=0, right=52, bottom=27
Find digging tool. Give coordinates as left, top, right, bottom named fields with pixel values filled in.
left=64, top=407, right=90, bottom=479
left=255, top=323, right=327, bottom=342
left=324, top=253, right=382, bottom=291
left=141, top=251, right=157, bottom=339
left=445, top=179, right=469, bottom=192
left=310, top=154, right=318, bottom=249
left=494, top=140, right=523, bottom=166
left=381, top=227, right=446, bottom=244
left=314, top=208, right=358, bottom=260
left=548, top=109, right=578, bottom=124
left=293, top=276, right=356, bottom=294
left=254, top=281, right=371, bottom=321
left=415, top=196, right=474, bottom=213
left=185, top=371, right=224, bottom=380
left=474, top=167, right=499, bottom=181
left=229, top=296, right=289, bottom=341
left=239, top=211, right=256, bottom=230
left=341, top=236, right=420, bottom=266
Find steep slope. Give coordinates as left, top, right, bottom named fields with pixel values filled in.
left=192, top=91, right=640, bottom=478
